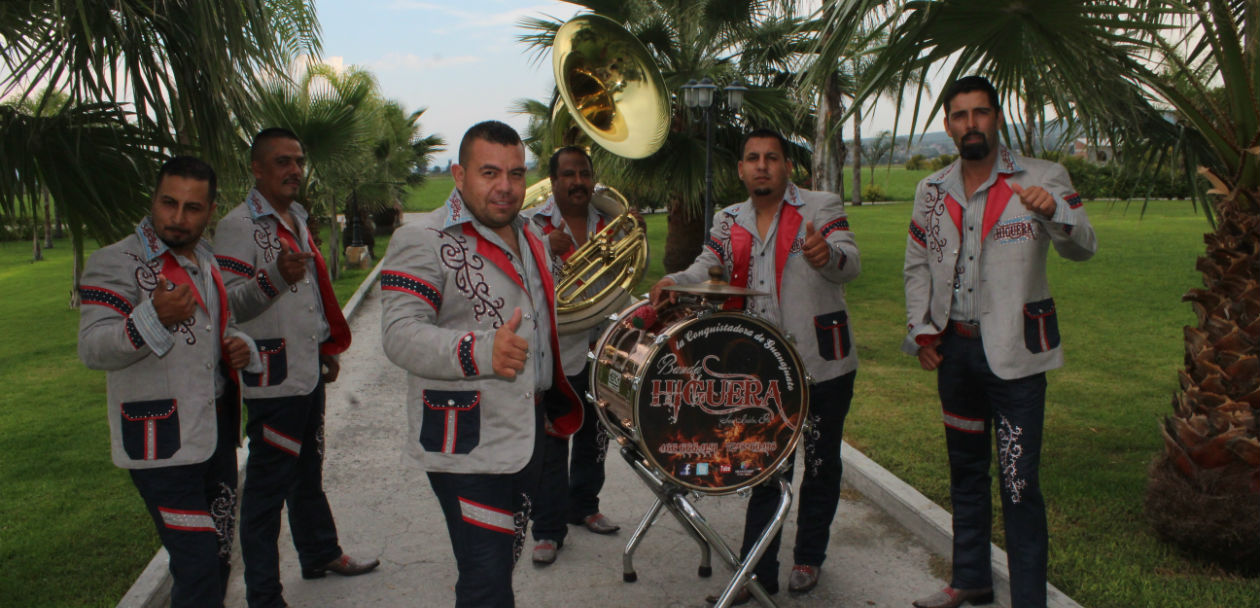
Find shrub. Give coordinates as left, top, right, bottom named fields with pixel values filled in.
left=862, top=183, right=888, bottom=202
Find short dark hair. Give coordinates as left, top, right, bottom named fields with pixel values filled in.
left=741, top=128, right=790, bottom=158
left=458, top=120, right=523, bottom=165
left=943, top=76, right=1000, bottom=115
left=251, top=127, right=303, bottom=162
left=548, top=146, right=592, bottom=178
left=156, top=155, right=217, bottom=202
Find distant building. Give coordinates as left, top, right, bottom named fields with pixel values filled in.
left=1072, top=138, right=1114, bottom=164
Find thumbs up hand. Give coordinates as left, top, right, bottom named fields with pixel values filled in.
left=152, top=275, right=196, bottom=327
left=277, top=243, right=315, bottom=284
left=492, top=307, right=530, bottom=379
left=802, top=221, right=831, bottom=268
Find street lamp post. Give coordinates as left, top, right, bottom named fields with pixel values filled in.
left=682, top=77, right=747, bottom=235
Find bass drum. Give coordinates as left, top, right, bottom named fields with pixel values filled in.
left=589, top=300, right=809, bottom=494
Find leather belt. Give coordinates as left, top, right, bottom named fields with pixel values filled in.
left=949, top=320, right=981, bottom=339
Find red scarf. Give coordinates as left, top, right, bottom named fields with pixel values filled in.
left=943, top=174, right=1014, bottom=243
left=723, top=203, right=803, bottom=311
left=272, top=222, right=352, bottom=356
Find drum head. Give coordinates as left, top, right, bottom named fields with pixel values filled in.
left=634, top=311, right=808, bottom=494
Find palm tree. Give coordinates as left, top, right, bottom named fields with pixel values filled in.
left=806, top=0, right=1259, bottom=571
left=519, top=0, right=814, bottom=271
left=0, top=0, right=319, bottom=305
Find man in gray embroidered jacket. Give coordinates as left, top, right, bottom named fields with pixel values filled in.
left=904, top=76, right=1097, bottom=608
left=78, top=156, right=259, bottom=607
left=650, top=128, right=862, bottom=603
left=214, top=128, right=376, bottom=608
left=380, top=120, right=581, bottom=607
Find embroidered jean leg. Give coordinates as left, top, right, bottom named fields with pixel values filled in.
left=566, top=369, right=608, bottom=521
left=206, top=401, right=240, bottom=600
left=430, top=472, right=522, bottom=608
left=794, top=371, right=855, bottom=567
left=739, top=465, right=791, bottom=591
left=286, top=383, right=343, bottom=569
left=131, top=462, right=223, bottom=608
left=241, top=395, right=304, bottom=608
left=986, top=372, right=1048, bottom=608
left=937, top=334, right=994, bottom=590
left=530, top=432, right=570, bottom=543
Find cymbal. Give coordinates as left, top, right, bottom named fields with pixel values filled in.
left=663, top=283, right=768, bottom=297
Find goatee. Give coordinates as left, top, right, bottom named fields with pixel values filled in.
left=753, top=187, right=772, bottom=197
left=959, top=141, right=989, bottom=161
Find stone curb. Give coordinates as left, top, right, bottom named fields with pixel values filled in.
left=116, top=257, right=386, bottom=608
left=841, top=441, right=1083, bottom=608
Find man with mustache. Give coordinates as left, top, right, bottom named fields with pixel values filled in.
left=904, top=76, right=1097, bottom=608
left=521, top=146, right=622, bottom=566
left=649, top=128, right=862, bottom=604
left=214, top=128, right=378, bottom=608
left=78, top=156, right=260, bottom=607
left=380, top=121, right=581, bottom=607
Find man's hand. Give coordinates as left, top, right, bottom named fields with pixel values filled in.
left=492, top=307, right=529, bottom=379
left=278, top=244, right=315, bottom=284
left=649, top=277, right=677, bottom=308
left=548, top=230, right=575, bottom=257
left=320, top=353, right=340, bottom=383
left=152, top=275, right=196, bottom=326
left=223, top=337, right=251, bottom=370
left=917, top=336, right=943, bottom=371
left=1012, top=183, right=1055, bottom=219
left=802, top=221, right=831, bottom=268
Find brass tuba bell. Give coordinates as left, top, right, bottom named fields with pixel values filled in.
left=528, top=14, right=668, bottom=334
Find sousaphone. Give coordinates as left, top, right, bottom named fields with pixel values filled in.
left=526, top=14, right=669, bottom=334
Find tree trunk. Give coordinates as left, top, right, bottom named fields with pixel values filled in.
left=811, top=76, right=846, bottom=195
left=32, top=203, right=43, bottom=262
left=663, top=195, right=704, bottom=274
left=329, top=200, right=341, bottom=282
left=43, top=188, right=54, bottom=249
left=53, top=197, right=65, bottom=239
left=1145, top=202, right=1260, bottom=573
left=69, top=229, right=85, bottom=308
left=852, top=107, right=863, bottom=206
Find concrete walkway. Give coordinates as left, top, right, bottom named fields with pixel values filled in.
left=218, top=282, right=949, bottom=608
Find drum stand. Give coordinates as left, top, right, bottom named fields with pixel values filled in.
left=616, top=445, right=793, bottom=608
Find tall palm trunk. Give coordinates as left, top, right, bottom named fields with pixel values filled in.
left=811, top=76, right=845, bottom=195
left=69, top=229, right=85, bottom=308
left=852, top=107, right=863, bottom=206
left=31, top=203, right=42, bottom=261
left=1145, top=200, right=1260, bottom=572
left=43, top=188, right=53, bottom=249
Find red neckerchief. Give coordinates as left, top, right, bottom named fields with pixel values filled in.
left=272, top=221, right=352, bottom=356
left=161, top=252, right=242, bottom=437
left=943, top=174, right=1013, bottom=243
left=722, top=203, right=803, bottom=312
left=462, top=223, right=583, bottom=437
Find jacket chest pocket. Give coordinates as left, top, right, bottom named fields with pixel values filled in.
left=420, top=390, right=481, bottom=454
left=242, top=338, right=287, bottom=387
left=120, top=399, right=180, bottom=461
left=813, top=310, right=852, bottom=361
left=1023, top=298, right=1060, bottom=354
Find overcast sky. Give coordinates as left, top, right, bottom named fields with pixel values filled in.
left=318, top=0, right=943, bottom=165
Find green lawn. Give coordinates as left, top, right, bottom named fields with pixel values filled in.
left=0, top=228, right=386, bottom=607
left=403, top=175, right=455, bottom=212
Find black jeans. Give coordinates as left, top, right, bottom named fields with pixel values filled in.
left=129, top=397, right=238, bottom=608
left=937, top=330, right=1048, bottom=608
left=739, top=371, right=856, bottom=590
left=240, top=382, right=343, bottom=608
left=531, top=368, right=608, bottom=543
left=429, top=405, right=544, bottom=608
